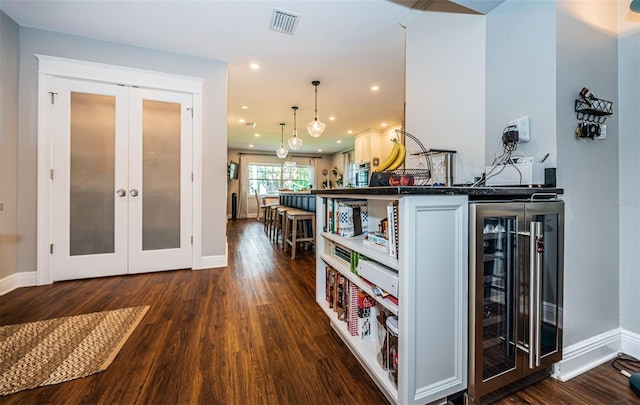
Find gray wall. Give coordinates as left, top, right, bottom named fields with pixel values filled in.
left=485, top=0, right=557, bottom=167
left=0, top=12, right=20, bottom=279
left=619, top=10, right=640, bottom=334
left=407, top=0, right=632, bottom=348
left=555, top=0, right=620, bottom=345
left=14, top=27, right=228, bottom=275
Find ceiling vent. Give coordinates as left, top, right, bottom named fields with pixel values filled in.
left=270, top=8, right=300, bottom=35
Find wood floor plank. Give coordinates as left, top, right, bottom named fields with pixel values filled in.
left=1, top=219, right=638, bottom=404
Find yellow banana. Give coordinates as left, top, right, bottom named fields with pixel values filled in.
left=386, top=142, right=406, bottom=170
left=375, top=141, right=399, bottom=172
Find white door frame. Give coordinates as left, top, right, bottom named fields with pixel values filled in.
left=36, top=54, right=204, bottom=285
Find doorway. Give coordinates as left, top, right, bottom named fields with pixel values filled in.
left=36, top=56, right=203, bottom=283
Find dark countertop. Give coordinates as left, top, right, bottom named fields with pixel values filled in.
left=311, top=186, right=564, bottom=200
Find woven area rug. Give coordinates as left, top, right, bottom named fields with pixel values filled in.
left=0, top=305, right=149, bottom=396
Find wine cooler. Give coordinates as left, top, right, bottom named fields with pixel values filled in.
left=466, top=198, right=564, bottom=405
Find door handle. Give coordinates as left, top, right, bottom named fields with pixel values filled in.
left=528, top=221, right=543, bottom=369
left=116, top=189, right=126, bottom=197
left=130, top=189, right=139, bottom=197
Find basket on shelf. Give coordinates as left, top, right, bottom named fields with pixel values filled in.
left=575, top=98, right=613, bottom=123
left=369, top=130, right=431, bottom=187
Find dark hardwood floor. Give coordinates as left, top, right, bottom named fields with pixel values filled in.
left=1, top=219, right=638, bottom=404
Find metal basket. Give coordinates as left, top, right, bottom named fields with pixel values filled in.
left=369, top=168, right=431, bottom=187
left=369, top=130, right=432, bottom=187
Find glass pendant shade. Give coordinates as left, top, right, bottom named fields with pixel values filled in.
left=307, top=119, right=326, bottom=138
left=276, top=146, right=289, bottom=158
left=276, top=122, right=288, bottom=158
left=288, top=106, right=303, bottom=150
left=283, top=156, right=296, bottom=169
left=307, top=80, right=325, bottom=138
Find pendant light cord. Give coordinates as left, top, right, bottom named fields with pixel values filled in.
left=312, top=80, right=320, bottom=121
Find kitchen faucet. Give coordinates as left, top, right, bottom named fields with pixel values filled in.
left=326, top=168, right=340, bottom=189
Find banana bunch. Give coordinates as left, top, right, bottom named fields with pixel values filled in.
left=375, top=141, right=406, bottom=172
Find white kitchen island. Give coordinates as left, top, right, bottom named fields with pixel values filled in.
left=313, top=189, right=469, bottom=405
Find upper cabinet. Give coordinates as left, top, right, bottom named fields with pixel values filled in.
left=354, top=129, right=381, bottom=165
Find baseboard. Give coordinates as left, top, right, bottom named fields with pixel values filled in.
left=552, top=328, right=621, bottom=381
left=0, top=271, right=38, bottom=296
left=197, top=243, right=228, bottom=269
left=621, top=328, right=640, bottom=360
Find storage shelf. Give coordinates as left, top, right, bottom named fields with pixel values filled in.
left=321, top=253, right=399, bottom=316
left=322, top=232, right=399, bottom=271
left=317, top=299, right=399, bottom=404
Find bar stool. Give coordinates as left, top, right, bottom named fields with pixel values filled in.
left=273, top=206, right=294, bottom=244
left=264, top=203, right=280, bottom=234
left=284, top=210, right=316, bottom=259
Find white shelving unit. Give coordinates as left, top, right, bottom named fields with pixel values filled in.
left=315, top=192, right=469, bottom=405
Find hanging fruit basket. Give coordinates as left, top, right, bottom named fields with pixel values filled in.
left=369, top=130, right=431, bottom=187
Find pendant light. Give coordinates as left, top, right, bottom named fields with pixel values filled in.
left=306, top=80, right=326, bottom=137
left=288, top=106, right=303, bottom=150
left=283, top=155, right=296, bottom=169
left=275, top=122, right=288, bottom=158
left=632, top=0, right=640, bottom=12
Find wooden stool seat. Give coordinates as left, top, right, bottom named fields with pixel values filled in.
left=284, top=210, right=316, bottom=259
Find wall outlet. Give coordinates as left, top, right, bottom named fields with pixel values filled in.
left=509, top=116, right=530, bottom=142
left=596, top=124, right=607, bottom=139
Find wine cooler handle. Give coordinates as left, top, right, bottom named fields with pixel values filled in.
left=529, top=221, right=543, bottom=369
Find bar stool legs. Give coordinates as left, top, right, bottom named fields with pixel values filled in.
left=284, top=211, right=315, bottom=260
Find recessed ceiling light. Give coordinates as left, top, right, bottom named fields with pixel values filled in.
left=348, top=130, right=353, bottom=134
left=250, top=63, right=260, bottom=70
left=318, top=149, right=323, bottom=152
left=329, top=116, right=336, bottom=121
left=241, top=105, right=248, bottom=110
left=254, top=133, right=260, bottom=137
left=239, top=119, right=245, bottom=123
left=371, top=85, right=380, bottom=92
left=337, top=140, right=342, bottom=144
left=381, top=122, right=387, bottom=127
left=249, top=144, right=254, bottom=148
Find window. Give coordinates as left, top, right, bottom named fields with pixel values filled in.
left=248, top=163, right=312, bottom=194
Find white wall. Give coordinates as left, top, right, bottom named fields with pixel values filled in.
left=0, top=12, right=20, bottom=279
left=15, top=27, right=228, bottom=274
left=405, top=11, right=486, bottom=184
left=618, top=7, right=640, bottom=334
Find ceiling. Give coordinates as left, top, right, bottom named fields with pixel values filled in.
left=1, top=0, right=425, bottom=155
left=2, top=0, right=507, bottom=155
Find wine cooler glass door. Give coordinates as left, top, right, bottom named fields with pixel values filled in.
left=481, top=215, right=518, bottom=382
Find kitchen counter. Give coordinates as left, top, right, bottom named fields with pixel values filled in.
left=310, top=185, right=563, bottom=200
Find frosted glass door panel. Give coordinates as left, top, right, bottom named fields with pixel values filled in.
left=128, top=88, right=192, bottom=274
left=69, top=92, right=116, bottom=256
left=142, top=100, right=181, bottom=250
left=52, top=78, right=129, bottom=281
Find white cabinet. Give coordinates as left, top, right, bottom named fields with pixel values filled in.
left=354, top=129, right=382, bottom=165
left=315, top=193, right=469, bottom=405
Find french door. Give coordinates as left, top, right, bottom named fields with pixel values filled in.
left=51, top=78, right=193, bottom=281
